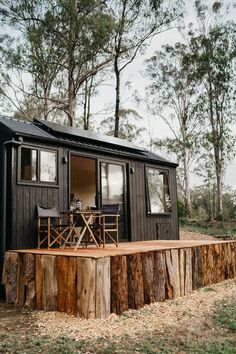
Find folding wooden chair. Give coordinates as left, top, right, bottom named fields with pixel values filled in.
left=36, top=205, right=70, bottom=248
left=99, top=204, right=120, bottom=247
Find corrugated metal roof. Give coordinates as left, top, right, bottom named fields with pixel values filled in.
left=0, top=116, right=57, bottom=140
left=34, top=119, right=176, bottom=165
left=35, top=119, right=146, bottom=152
left=0, top=115, right=177, bottom=166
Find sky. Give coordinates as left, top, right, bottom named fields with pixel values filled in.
left=92, top=0, right=236, bottom=188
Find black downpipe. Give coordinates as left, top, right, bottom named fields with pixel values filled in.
left=0, top=137, right=23, bottom=298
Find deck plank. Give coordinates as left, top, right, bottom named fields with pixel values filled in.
left=13, top=240, right=236, bottom=259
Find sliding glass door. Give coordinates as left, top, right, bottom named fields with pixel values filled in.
left=100, top=162, right=127, bottom=240
left=70, top=155, right=128, bottom=240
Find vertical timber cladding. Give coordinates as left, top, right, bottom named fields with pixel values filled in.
left=10, top=145, right=69, bottom=250
left=129, top=160, right=179, bottom=241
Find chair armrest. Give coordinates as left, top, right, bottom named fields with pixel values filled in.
left=102, top=214, right=120, bottom=217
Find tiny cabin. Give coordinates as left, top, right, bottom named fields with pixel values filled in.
left=0, top=116, right=179, bottom=291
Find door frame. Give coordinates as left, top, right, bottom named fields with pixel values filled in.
left=98, top=158, right=129, bottom=241
left=68, top=151, right=131, bottom=241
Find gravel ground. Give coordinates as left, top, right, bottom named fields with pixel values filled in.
left=180, top=229, right=218, bottom=240
left=35, top=279, right=236, bottom=341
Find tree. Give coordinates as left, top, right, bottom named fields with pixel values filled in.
left=0, top=0, right=66, bottom=120
left=191, top=185, right=236, bottom=221
left=194, top=150, right=217, bottom=220
left=13, top=96, right=44, bottom=121
left=0, top=0, right=115, bottom=126
left=110, top=0, right=182, bottom=137
left=145, top=43, right=202, bottom=218
left=185, top=0, right=236, bottom=220
left=101, top=108, right=145, bottom=143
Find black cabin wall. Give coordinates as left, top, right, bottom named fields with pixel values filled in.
left=129, top=160, right=179, bottom=241
left=0, top=141, right=4, bottom=295
left=8, top=142, right=179, bottom=250
left=0, top=132, right=12, bottom=297
left=10, top=144, right=69, bottom=250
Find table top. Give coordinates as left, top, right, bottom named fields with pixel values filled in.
left=61, top=209, right=102, bottom=215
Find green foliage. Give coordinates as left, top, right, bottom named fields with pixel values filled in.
left=181, top=219, right=236, bottom=239
left=191, top=185, right=236, bottom=221
left=203, top=287, right=216, bottom=292
left=13, top=96, right=44, bottom=121
left=101, top=108, right=145, bottom=143
left=185, top=1, right=236, bottom=219
left=177, top=199, right=185, bottom=218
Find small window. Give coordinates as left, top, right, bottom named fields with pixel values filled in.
left=21, top=148, right=37, bottom=181
left=146, top=168, right=171, bottom=214
left=20, top=147, right=57, bottom=184
left=40, top=150, right=57, bottom=183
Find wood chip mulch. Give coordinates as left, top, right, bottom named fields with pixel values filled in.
left=34, top=279, right=236, bottom=341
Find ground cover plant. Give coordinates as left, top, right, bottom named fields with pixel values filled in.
left=180, top=219, right=236, bottom=239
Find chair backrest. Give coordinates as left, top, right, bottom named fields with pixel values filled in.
left=36, top=205, right=60, bottom=218
left=102, top=203, right=119, bottom=215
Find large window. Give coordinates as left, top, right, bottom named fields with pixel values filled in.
left=146, top=167, right=171, bottom=214
left=20, top=147, right=57, bottom=184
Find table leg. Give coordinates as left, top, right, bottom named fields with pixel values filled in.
left=74, top=214, right=99, bottom=249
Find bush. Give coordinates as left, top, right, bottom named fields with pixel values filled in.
left=177, top=199, right=185, bottom=218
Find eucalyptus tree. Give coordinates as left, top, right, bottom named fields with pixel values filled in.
left=145, top=43, right=202, bottom=218
left=101, top=108, right=145, bottom=143
left=185, top=0, right=236, bottom=220
left=0, top=0, right=66, bottom=120
left=109, top=0, right=183, bottom=137
left=58, top=0, right=115, bottom=126
left=0, top=0, right=115, bottom=126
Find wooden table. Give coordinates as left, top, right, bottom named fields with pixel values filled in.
left=61, top=210, right=102, bottom=249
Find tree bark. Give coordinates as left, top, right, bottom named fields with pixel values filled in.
left=183, top=145, right=191, bottom=218
left=114, top=52, right=120, bottom=138
left=83, top=76, right=94, bottom=130
left=67, top=0, right=77, bottom=127
left=215, top=148, right=223, bottom=220
left=43, top=86, right=51, bottom=121
left=208, top=76, right=223, bottom=220
left=83, top=79, right=88, bottom=130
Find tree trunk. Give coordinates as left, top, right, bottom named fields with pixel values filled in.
left=215, top=149, right=223, bottom=220
left=207, top=75, right=223, bottom=220
left=207, top=178, right=212, bottom=220
left=43, top=97, right=49, bottom=121
left=114, top=53, right=120, bottom=138
left=212, top=183, right=216, bottom=219
left=67, top=0, right=77, bottom=127
left=83, top=76, right=94, bottom=130
left=183, top=146, right=191, bottom=218
left=43, top=86, right=51, bottom=121
left=67, top=90, right=76, bottom=127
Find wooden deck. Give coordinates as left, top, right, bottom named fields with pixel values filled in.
left=11, top=239, right=234, bottom=257
left=2, top=240, right=236, bottom=319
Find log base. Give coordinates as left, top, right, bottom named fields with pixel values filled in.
left=2, top=240, right=236, bottom=319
